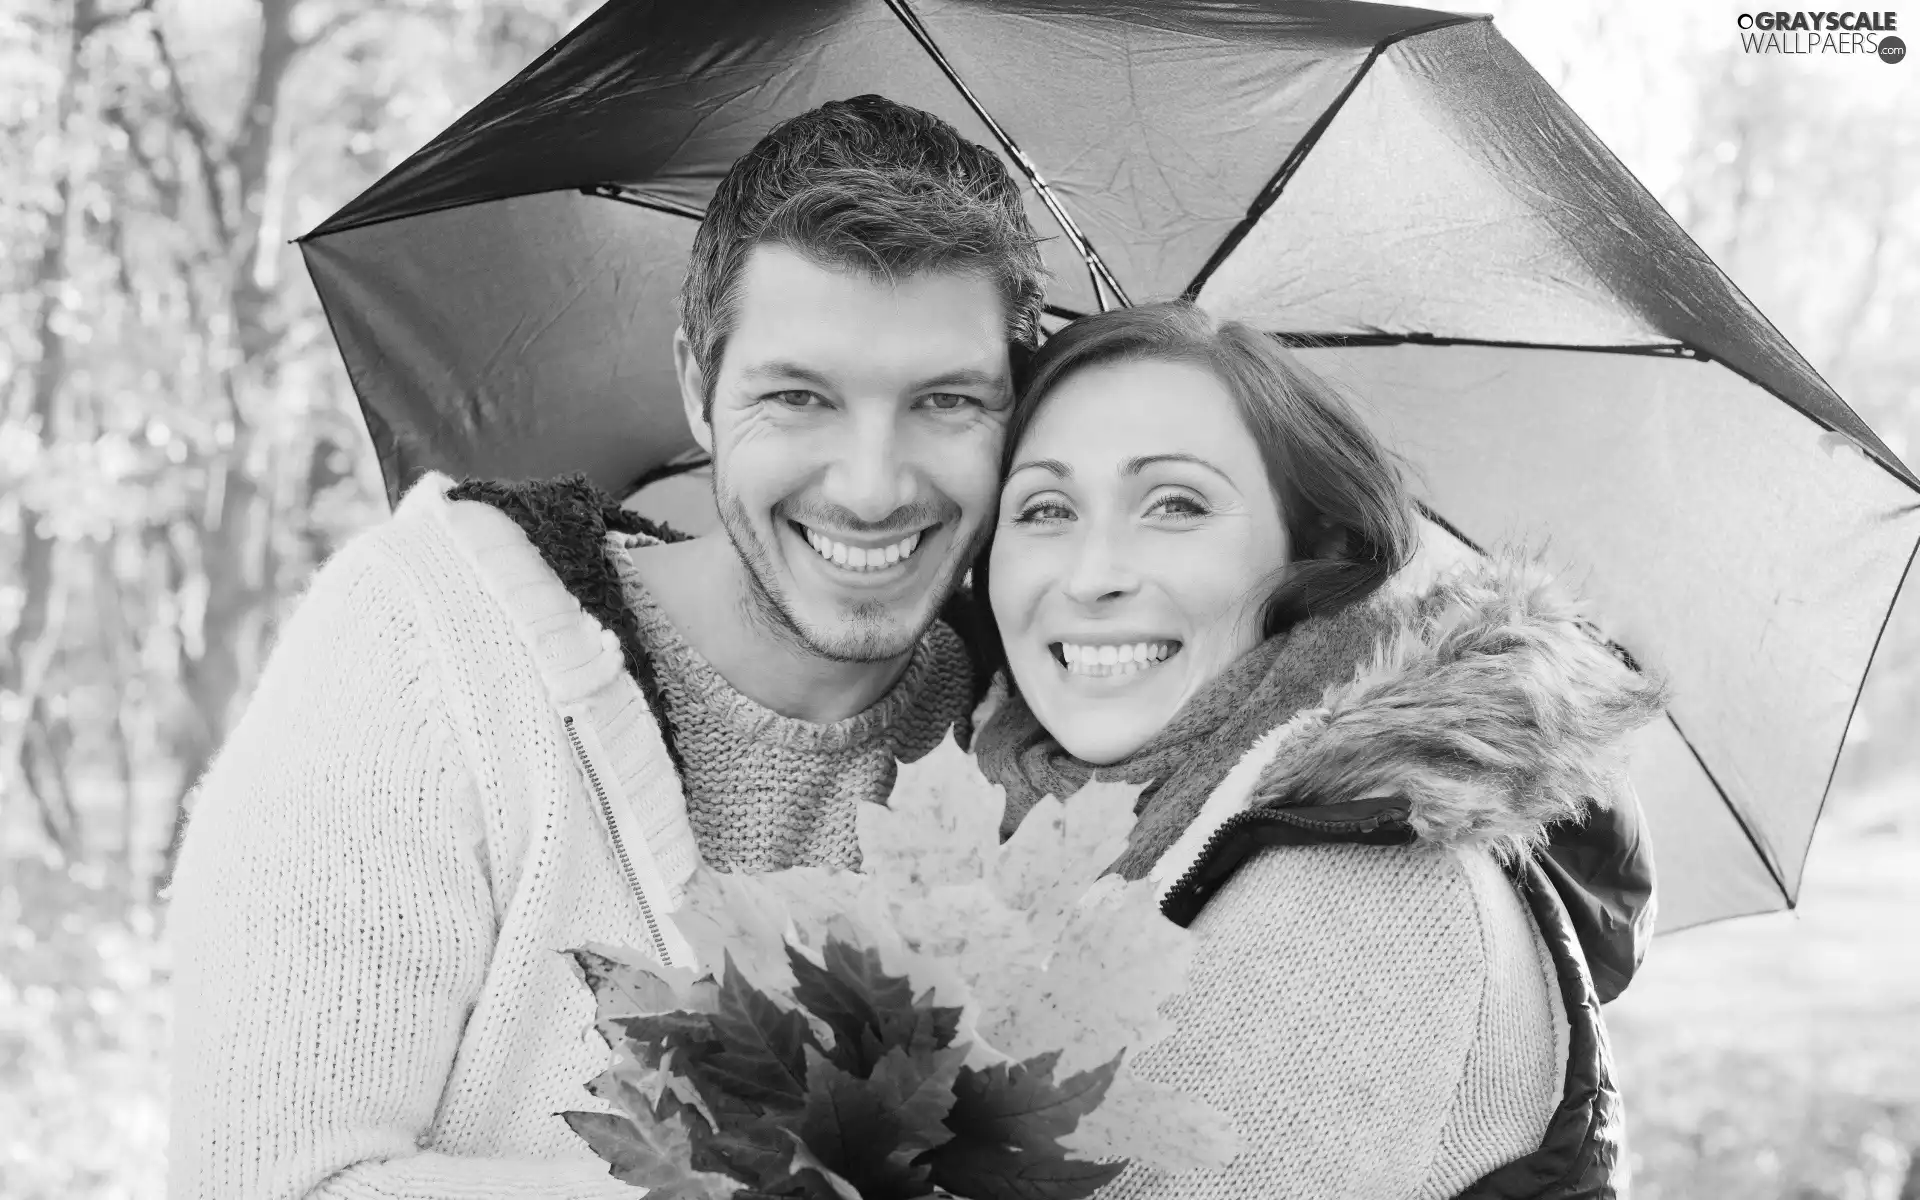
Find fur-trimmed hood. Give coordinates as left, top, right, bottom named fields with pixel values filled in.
left=1148, top=549, right=1666, bottom=1002
left=1246, top=550, right=1668, bottom=858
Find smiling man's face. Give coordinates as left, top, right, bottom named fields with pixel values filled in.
left=679, top=244, right=1012, bottom=663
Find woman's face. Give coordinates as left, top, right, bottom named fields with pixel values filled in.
left=989, top=357, right=1291, bottom=765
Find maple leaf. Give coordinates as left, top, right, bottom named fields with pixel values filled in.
left=783, top=1045, right=942, bottom=1200
left=991, top=778, right=1140, bottom=946
left=886, top=880, right=1040, bottom=988
left=787, top=937, right=962, bottom=1075
left=570, top=943, right=716, bottom=1017
left=701, top=956, right=817, bottom=1110
left=921, top=1052, right=1125, bottom=1200
left=675, top=869, right=807, bottom=995
left=782, top=1130, right=865, bottom=1200
left=567, top=943, right=721, bottom=1067
left=977, top=875, right=1192, bottom=1077
left=865, top=1043, right=966, bottom=1162
left=859, top=734, right=1005, bottom=900
left=561, top=1104, right=737, bottom=1199
left=748, top=867, right=870, bottom=950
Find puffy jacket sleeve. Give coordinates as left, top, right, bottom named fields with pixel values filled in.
left=165, top=531, right=631, bottom=1200
left=1099, top=842, right=1562, bottom=1200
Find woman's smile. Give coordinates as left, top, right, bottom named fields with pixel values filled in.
left=1048, top=638, right=1184, bottom=678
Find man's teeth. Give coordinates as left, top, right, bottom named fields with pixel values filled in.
left=803, top=527, right=923, bottom=572
left=1059, top=641, right=1178, bottom=677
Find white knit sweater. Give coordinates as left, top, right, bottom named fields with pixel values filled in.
left=1100, top=708, right=1574, bottom=1198
left=167, top=475, right=703, bottom=1199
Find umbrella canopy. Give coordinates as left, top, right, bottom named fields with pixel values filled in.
left=300, top=0, right=1920, bottom=933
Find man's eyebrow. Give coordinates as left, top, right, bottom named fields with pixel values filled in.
left=1007, top=457, right=1072, bottom=479
left=1124, top=452, right=1233, bottom=484
left=914, top=367, right=1008, bottom=391
left=736, top=361, right=837, bottom=389
left=734, top=362, right=1009, bottom=392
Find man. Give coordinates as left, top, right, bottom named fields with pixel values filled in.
left=166, top=95, right=1044, bottom=1199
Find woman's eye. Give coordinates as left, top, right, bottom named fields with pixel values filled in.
left=1012, top=500, right=1073, bottom=525
left=1148, top=493, right=1209, bottom=518
left=920, top=393, right=979, bottom=412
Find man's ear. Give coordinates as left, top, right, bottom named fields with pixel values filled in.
left=672, top=326, right=712, bottom=455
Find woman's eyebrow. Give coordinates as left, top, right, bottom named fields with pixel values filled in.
left=1007, top=457, right=1072, bottom=478
left=1124, top=452, right=1233, bottom=483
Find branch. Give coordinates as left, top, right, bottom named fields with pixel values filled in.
left=136, top=0, right=233, bottom=247
left=103, top=102, right=183, bottom=219
left=296, top=0, right=466, bottom=50
left=79, top=0, right=146, bottom=36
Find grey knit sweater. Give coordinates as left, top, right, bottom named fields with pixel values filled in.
left=610, top=533, right=973, bottom=873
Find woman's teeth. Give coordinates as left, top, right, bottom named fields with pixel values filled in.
left=1057, top=641, right=1178, bottom=677
left=803, top=527, right=923, bottom=572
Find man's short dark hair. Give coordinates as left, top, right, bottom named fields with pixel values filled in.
left=682, top=95, right=1047, bottom=415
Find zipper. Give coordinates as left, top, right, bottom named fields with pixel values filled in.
left=1160, top=799, right=1414, bottom=929
left=564, top=714, right=675, bottom=968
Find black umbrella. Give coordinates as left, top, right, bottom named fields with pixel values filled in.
left=300, top=0, right=1920, bottom=932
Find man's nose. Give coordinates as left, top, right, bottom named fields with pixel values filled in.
left=1062, top=526, right=1139, bottom=606
left=820, top=409, right=915, bottom=524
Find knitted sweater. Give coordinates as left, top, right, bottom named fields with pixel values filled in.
left=611, top=533, right=972, bottom=872
left=163, top=474, right=957, bottom=1199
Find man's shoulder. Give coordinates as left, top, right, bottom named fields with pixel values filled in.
left=447, top=473, right=694, bottom=547
left=318, top=471, right=646, bottom=638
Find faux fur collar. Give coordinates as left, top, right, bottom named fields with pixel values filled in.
left=1245, top=551, right=1669, bottom=862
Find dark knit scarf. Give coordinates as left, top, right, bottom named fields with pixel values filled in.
left=449, top=474, right=695, bottom=775
left=975, top=596, right=1406, bottom=880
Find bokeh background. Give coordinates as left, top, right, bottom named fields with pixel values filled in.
left=2, top=1, right=1915, bottom=1196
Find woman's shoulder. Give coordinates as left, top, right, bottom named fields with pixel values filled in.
left=1196, top=838, right=1533, bottom=973
left=1140, top=842, right=1562, bottom=1199
left=1187, top=839, right=1563, bottom=1085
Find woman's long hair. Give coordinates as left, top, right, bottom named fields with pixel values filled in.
left=974, top=300, right=1416, bottom=651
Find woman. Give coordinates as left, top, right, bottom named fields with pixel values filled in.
left=973, top=301, right=1666, bottom=1200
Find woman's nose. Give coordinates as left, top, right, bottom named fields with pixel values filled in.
left=821, top=412, right=913, bottom=523
left=1062, top=528, right=1139, bottom=606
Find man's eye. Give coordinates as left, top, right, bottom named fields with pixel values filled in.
left=920, top=393, right=980, bottom=412
left=767, top=390, right=822, bottom=409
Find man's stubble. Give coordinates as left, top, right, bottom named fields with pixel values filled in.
left=710, top=463, right=984, bottom=666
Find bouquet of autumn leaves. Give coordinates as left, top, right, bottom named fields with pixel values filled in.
left=561, top=736, right=1238, bottom=1200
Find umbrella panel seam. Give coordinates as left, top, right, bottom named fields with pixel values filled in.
left=1414, top=497, right=1793, bottom=910
left=1179, top=14, right=1487, bottom=304
left=879, top=0, right=1131, bottom=309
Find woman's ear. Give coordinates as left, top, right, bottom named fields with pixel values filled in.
left=1306, top=518, right=1352, bottom=561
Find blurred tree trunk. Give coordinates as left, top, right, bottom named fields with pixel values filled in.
left=152, top=0, right=305, bottom=894
left=94, top=535, right=149, bottom=887
left=3, top=0, right=100, bottom=862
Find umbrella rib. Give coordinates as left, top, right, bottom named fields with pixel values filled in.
left=1278, top=332, right=1703, bottom=357
left=623, top=452, right=713, bottom=500
left=1807, top=528, right=1920, bottom=889
left=1665, top=714, right=1792, bottom=906
left=1179, top=15, right=1486, bottom=303
left=582, top=184, right=707, bottom=223
left=1282, top=332, right=1919, bottom=493
left=879, top=0, right=1130, bottom=310
left=1414, top=499, right=1794, bottom=909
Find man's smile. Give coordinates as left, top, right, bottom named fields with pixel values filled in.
left=786, top=520, right=939, bottom=585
